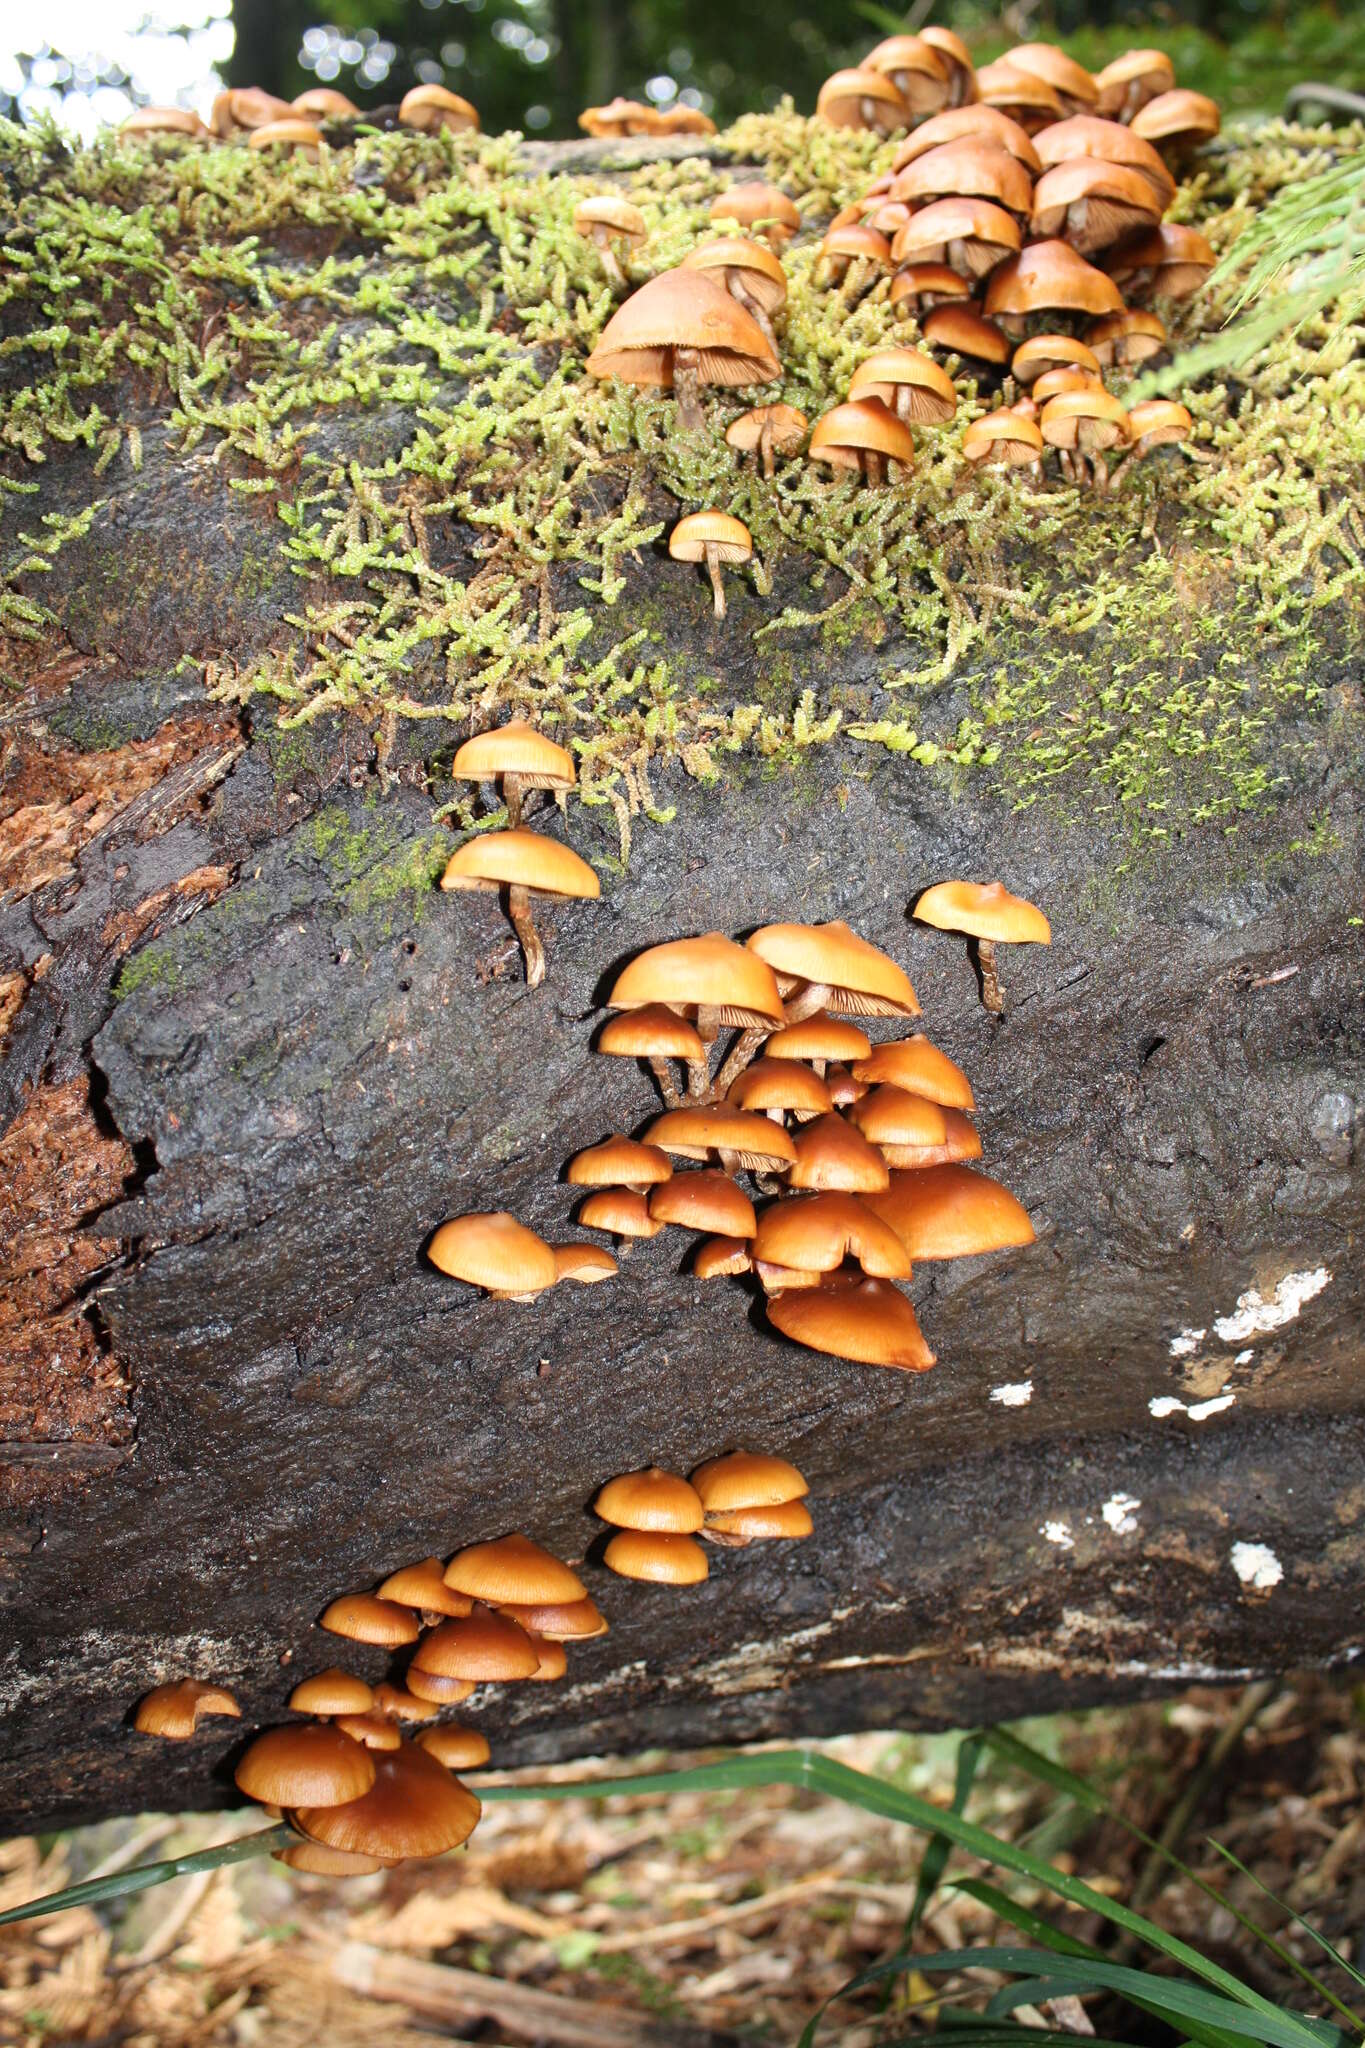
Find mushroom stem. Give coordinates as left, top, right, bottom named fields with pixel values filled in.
left=760, top=418, right=775, bottom=481
left=717, top=1147, right=745, bottom=1178
left=673, top=350, right=705, bottom=432
left=703, top=543, right=727, bottom=619
left=710, top=1025, right=769, bottom=1100
left=782, top=981, right=832, bottom=1026
left=592, top=227, right=626, bottom=287
left=864, top=449, right=886, bottom=488
left=686, top=1056, right=711, bottom=1101
left=504, top=773, right=525, bottom=829
left=505, top=882, right=546, bottom=988
left=731, top=276, right=778, bottom=355
left=648, top=1054, right=684, bottom=1110
left=700, top=1527, right=752, bottom=1549
left=976, top=936, right=1005, bottom=1016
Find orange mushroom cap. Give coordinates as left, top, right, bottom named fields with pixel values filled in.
left=848, top=349, right=958, bottom=427
left=577, top=1188, right=664, bottom=1239
left=984, top=240, right=1124, bottom=321
left=288, top=1668, right=375, bottom=1717
left=567, top=1136, right=673, bottom=1189
left=427, top=1212, right=558, bottom=1298
left=603, top=1529, right=710, bottom=1583
left=767, top=1275, right=934, bottom=1370
left=134, top=1679, right=240, bottom=1740
left=496, top=1596, right=608, bottom=1639
left=399, top=84, right=479, bottom=134
left=816, top=67, right=908, bottom=134
left=596, top=1004, right=707, bottom=1060
left=1030, top=159, right=1163, bottom=256
left=710, top=183, right=802, bottom=244
left=1131, top=89, right=1221, bottom=150
left=764, top=1012, right=872, bottom=1064
left=417, top=1724, right=492, bottom=1770
left=452, top=719, right=575, bottom=791
left=649, top=1169, right=758, bottom=1237
left=750, top=1191, right=912, bottom=1278
left=690, top=1450, right=808, bottom=1510
left=892, top=139, right=1034, bottom=217
left=585, top=269, right=780, bottom=391
left=552, top=1242, right=620, bottom=1284
left=440, top=829, right=599, bottom=900
left=694, top=1234, right=753, bottom=1278
left=1094, top=48, right=1175, bottom=119
left=726, top=1057, right=833, bottom=1118
left=891, top=196, right=1020, bottom=278
left=961, top=408, right=1045, bottom=465
left=1033, top=114, right=1176, bottom=207
left=787, top=1111, right=890, bottom=1193
left=609, top=933, right=783, bottom=1029
left=378, top=1559, right=473, bottom=1618
left=683, top=238, right=788, bottom=314
left=809, top=400, right=915, bottom=472
left=923, top=306, right=1012, bottom=364
left=1003, top=42, right=1098, bottom=114
left=295, top=1741, right=481, bottom=1861
left=645, top=1106, right=796, bottom=1172
left=444, top=1533, right=585, bottom=1605
left=412, top=1605, right=542, bottom=1681
left=1012, top=334, right=1103, bottom=384
left=852, top=1034, right=975, bottom=1108
left=320, top=1594, right=421, bottom=1647
left=595, top=1466, right=706, bottom=1532
left=706, top=1499, right=814, bottom=1539
left=914, top=879, right=1051, bottom=943
left=670, top=511, right=753, bottom=564
left=865, top=1162, right=1035, bottom=1259
left=236, top=1722, right=376, bottom=1807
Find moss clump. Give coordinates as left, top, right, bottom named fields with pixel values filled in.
left=1, top=108, right=1360, bottom=854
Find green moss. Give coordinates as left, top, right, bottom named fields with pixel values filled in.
left=1, top=108, right=1360, bottom=857
left=294, top=802, right=451, bottom=925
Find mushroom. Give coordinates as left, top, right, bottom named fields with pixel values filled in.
left=694, top=1235, right=753, bottom=1279
left=417, top=1725, right=491, bottom=1770
left=1040, top=386, right=1133, bottom=489
left=1086, top=309, right=1167, bottom=368
left=551, top=1243, right=619, bottom=1284
left=709, top=183, right=802, bottom=249
left=683, top=238, right=787, bottom=355
left=974, top=59, right=1063, bottom=133
left=568, top=1135, right=673, bottom=1194
left=576, top=1187, right=664, bottom=1248
left=826, top=1065, right=869, bottom=1108
left=890, top=265, right=972, bottom=321
left=938, top=1110, right=984, bottom=1164
left=1030, top=159, right=1163, bottom=258
left=371, top=1682, right=439, bottom=1722
left=652, top=105, right=717, bottom=136
left=594, top=1466, right=705, bottom=1532
left=1103, top=224, right=1215, bottom=303
left=602, top=1529, right=709, bottom=1582
left=596, top=1003, right=706, bottom=1110
left=707, top=1499, right=814, bottom=1541
left=335, top=1710, right=403, bottom=1751
left=495, top=1597, right=607, bottom=1639
left=645, top=1105, right=796, bottom=1177
left=1029, top=367, right=1104, bottom=404
left=295, top=1742, right=481, bottom=1862
left=923, top=306, right=1012, bottom=369
left=120, top=107, right=209, bottom=140
left=919, top=26, right=978, bottom=107
left=767, top=1274, right=934, bottom=1370
left=607, top=933, right=784, bottom=1097
left=1002, top=42, right=1098, bottom=116
left=891, top=197, right=1021, bottom=281
left=962, top=408, right=1046, bottom=473
left=894, top=105, right=1039, bottom=172
left=247, top=120, right=325, bottom=157
left=320, top=1593, right=421, bottom=1647
left=235, top=1723, right=376, bottom=1808
left=427, top=1212, right=559, bottom=1300
left=404, top=1670, right=476, bottom=1706
left=440, top=828, right=599, bottom=988
left=726, top=1057, right=832, bottom=1122
left=691, top=1449, right=808, bottom=1511
left=1131, top=89, right=1221, bottom=158
left=288, top=1669, right=375, bottom=1717
left=649, top=1168, right=758, bottom=1237
left=573, top=196, right=647, bottom=288
left=1109, top=398, right=1195, bottom=485
left=133, top=1679, right=240, bottom=1740
left=892, top=140, right=1034, bottom=218
left=816, top=223, right=892, bottom=295
left=913, top=878, right=1051, bottom=1014
left=746, top=918, right=920, bottom=1025
left=669, top=512, right=753, bottom=621
left=787, top=1112, right=890, bottom=1194
left=1033, top=114, right=1175, bottom=208
left=527, top=1638, right=569, bottom=1679
left=764, top=1011, right=872, bottom=1076
left=984, top=239, right=1124, bottom=333
left=578, top=97, right=660, bottom=137
left=865, top=1162, right=1036, bottom=1259
left=399, top=85, right=479, bottom=135
left=750, top=1192, right=913, bottom=1281
left=1012, top=334, right=1103, bottom=386
left=275, top=1840, right=385, bottom=1876
left=852, top=1032, right=974, bottom=1108
left=864, top=35, right=951, bottom=118
left=585, top=269, right=779, bottom=432
left=378, top=1558, right=473, bottom=1621
left=815, top=67, right=908, bottom=135
left=809, top=399, right=914, bottom=487
left=292, top=88, right=358, bottom=120
left=1094, top=49, right=1176, bottom=122
left=848, top=1084, right=952, bottom=1168
left=445, top=1532, right=585, bottom=1605
left=412, top=1605, right=543, bottom=1682
left=210, top=87, right=293, bottom=136
left=849, top=348, right=957, bottom=428
left=451, top=718, right=575, bottom=829
left=725, top=404, right=808, bottom=480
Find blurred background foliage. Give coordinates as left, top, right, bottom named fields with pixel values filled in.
left=2, top=0, right=1364, bottom=141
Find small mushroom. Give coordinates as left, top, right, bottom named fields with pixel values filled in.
left=1031, top=158, right=1163, bottom=257
left=890, top=265, right=972, bottom=322
left=809, top=399, right=914, bottom=487
left=292, top=88, right=359, bottom=120
left=852, top=1033, right=974, bottom=1108
left=785, top=1113, right=887, bottom=1194
left=706, top=1499, right=813, bottom=1541
left=445, top=1533, right=585, bottom=1606
left=767, top=1274, right=935, bottom=1370
left=919, top=26, right=978, bottom=107
left=1012, top=334, right=1103, bottom=386
left=1002, top=42, right=1098, bottom=117
left=568, top=1135, right=673, bottom=1194
left=1131, top=88, right=1221, bottom=158
left=750, top=1192, right=912, bottom=1281
left=378, top=1558, right=473, bottom=1621
left=1034, top=114, right=1175, bottom=208
left=922, top=305, right=1012, bottom=369
left=404, top=1669, right=476, bottom=1706
left=1039, top=385, right=1133, bottom=489
left=577, top=1187, right=664, bottom=1248
left=725, top=404, right=808, bottom=480
left=275, top=1840, right=385, bottom=1876
left=527, top=1637, right=569, bottom=1679
left=120, top=107, right=209, bottom=141
left=578, top=97, right=660, bottom=138
left=694, top=1235, right=753, bottom=1279
left=596, top=1002, right=706, bottom=1109
left=849, top=348, right=957, bottom=428
left=894, top=105, right=1040, bottom=173
left=235, top=1723, right=376, bottom=1808
left=651, top=105, right=717, bottom=136
left=683, top=238, right=787, bottom=354
left=709, top=183, right=802, bottom=249
left=1086, top=309, right=1168, bottom=368
left=451, top=718, right=575, bottom=828
left=865, top=1162, right=1036, bottom=1259
left=974, top=59, right=1063, bottom=134
left=289, top=1669, right=375, bottom=1717
left=962, top=408, right=1045, bottom=474
left=608, top=933, right=784, bottom=1097
left=1103, top=224, right=1215, bottom=303
left=495, top=1596, right=607, bottom=1639
left=891, top=197, right=1020, bottom=282
left=913, top=878, right=1051, bottom=1014
left=649, top=1167, right=757, bottom=1237
left=865, top=35, right=951, bottom=118
left=294, top=1742, right=481, bottom=1863
left=645, top=1105, right=796, bottom=1177
left=747, top=919, right=919, bottom=1029
left=335, top=1709, right=403, bottom=1751
left=1030, top=366, right=1105, bottom=404
left=669, top=512, right=753, bottom=620
left=691, top=1450, right=809, bottom=1512
left=1109, top=398, right=1195, bottom=485
left=1094, top=49, right=1176, bottom=123
left=412, top=1605, right=542, bottom=1682
left=371, top=1683, right=439, bottom=1723
left=210, top=87, right=293, bottom=136
left=726, top=1057, right=832, bottom=1122
left=764, top=1011, right=872, bottom=1077
left=418, top=1725, right=492, bottom=1770
left=594, top=1466, right=705, bottom=1532
left=573, top=196, right=647, bottom=288
left=602, top=1529, right=709, bottom=1583
left=399, top=85, right=479, bottom=135
left=816, top=223, right=892, bottom=296
left=892, top=140, right=1034, bottom=218
left=552, top=1242, right=620, bottom=1285
left=134, top=1679, right=240, bottom=1740
left=440, top=827, right=598, bottom=988
left=984, top=239, right=1123, bottom=334
left=848, top=1084, right=951, bottom=1168
left=427, top=1212, right=559, bottom=1300
left=247, top=120, right=325, bottom=158
left=320, top=1593, right=421, bottom=1646
left=585, top=269, right=779, bottom=432
left=815, top=67, right=908, bottom=135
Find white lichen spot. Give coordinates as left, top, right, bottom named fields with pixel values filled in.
left=990, top=1380, right=1033, bottom=1407
left=1234, top=1349, right=1254, bottom=1366
left=1230, top=1541, right=1283, bottom=1591
left=1150, top=1390, right=1235, bottom=1422
left=1149, top=1396, right=1187, bottom=1418
left=1213, top=1268, right=1331, bottom=1343
left=1169, top=1326, right=1206, bottom=1357
left=1042, top=1520, right=1074, bottom=1550
left=1102, top=1493, right=1141, bottom=1535
left=1188, top=1391, right=1236, bottom=1420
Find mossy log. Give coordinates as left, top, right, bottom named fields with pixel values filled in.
left=0, top=111, right=1362, bottom=1834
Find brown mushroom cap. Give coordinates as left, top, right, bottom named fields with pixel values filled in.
left=751, top=1192, right=912, bottom=1279
left=247, top=120, right=324, bottom=154
left=528, top=1636, right=569, bottom=1679
left=892, top=140, right=1034, bottom=217
left=919, top=24, right=977, bottom=103
left=649, top=1169, right=758, bottom=1237
left=578, top=97, right=659, bottom=137
left=891, top=265, right=973, bottom=317
left=690, top=1450, right=808, bottom=1510
left=1012, top=334, right=1103, bottom=383
left=1030, top=159, right=1162, bottom=255
left=210, top=87, right=292, bottom=134
left=296, top=1741, right=481, bottom=1861
left=706, top=1499, right=814, bottom=1539
left=694, top=1233, right=753, bottom=1278
left=852, top=1034, right=974, bottom=1108
left=866, top=1162, right=1035, bottom=1259
left=1033, top=115, right=1176, bottom=208
left=292, top=88, right=359, bottom=119
left=819, top=223, right=893, bottom=270
left=1003, top=42, right=1098, bottom=113
left=670, top=511, right=753, bottom=565
left=892, top=196, right=1021, bottom=278
left=567, top=1136, right=673, bottom=1189
left=725, top=404, right=808, bottom=456
left=335, top=1710, right=403, bottom=1752
left=275, top=1840, right=386, bottom=1876
left=134, top=1679, right=241, bottom=1740
left=787, top=1111, right=891, bottom=1193
left=915, top=879, right=1051, bottom=943
left=1086, top=309, right=1167, bottom=366
left=1094, top=48, right=1175, bottom=118
left=585, top=269, right=780, bottom=391
left=924, top=307, right=1012, bottom=365
left=975, top=58, right=1063, bottom=131
left=653, top=105, right=717, bottom=137
left=597, top=1003, right=707, bottom=1061
left=399, top=84, right=479, bottom=134
left=1103, top=224, right=1215, bottom=301
left=962, top=408, right=1045, bottom=465
left=1126, top=398, right=1194, bottom=451
left=412, top=1605, right=542, bottom=1681
left=404, top=1670, right=477, bottom=1706
left=574, top=196, right=647, bottom=246
left=809, top=399, right=916, bottom=473
left=1040, top=386, right=1133, bottom=452
left=767, top=1275, right=934, bottom=1370
left=236, top=1723, right=377, bottom=1807
left=440, top=828, right=599, bottom=901
left=603, top=1529, right=710, bottom=1583
left=848, top=1084, right=951, bottom=1164
left=726, top=1058, right=833, bottom=1119
left=427, top=1212, right=559, bottom=1298
left=552, top=1242, right=620, bottom=1284
left=893, top=106, right=1039, bottom=173
left=452, top=719, right=575, bottom=792
left=865, top=34, right=951, bottom=116
left=371, top=1683, right=440, bottom=1723
left=595, top=1466, right=706, bottom=1532
left=849, top=349, right=958, bottom=427
left=939, top=1108, right=984, bottom=1164
left=121, top=107, right=208, bottom=138
left=1030, top=366, right=1105, bottom=403
left=826, top=1064, right=869, bottom=1107
left=1131, top=88, right=1221, bottom=149
left=984, top=239, right=1124, bottom=321
left=764, top=1012, right=873, bottom=1064
left=609, top=933, right=783, bottom=1029
left=645, top=1106, right=797, bottom=1172
left=684, top=238, right=788, bottom=314
left=445, top=1533, right=585, bottom=1606
left=496, top=1596, right=608, bottom=1639
left=289, top=1668, right=375, bottom=1717
left=377, top=1559, right=473, bottom=1618
left=577, top=1189, right=663, bottom=1239
left=417, top=1724, right=492, bottom=1770
left=710, top=184, right=802, bottom=242
left=321, top=1594, right=421, bottom=1647
left=816, top=67, right=909, bottom=133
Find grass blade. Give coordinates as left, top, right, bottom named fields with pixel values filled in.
left=0, top=1823, right=293, bottom=1927
left=1207, top=1841, right=1365, bottom=1993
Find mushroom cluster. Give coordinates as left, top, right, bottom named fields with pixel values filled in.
left=579, top=98, right=717, bottom=140
left=595, top=1450, right=812, bottom=1582
left=121, top=84, right=479, bottom=152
